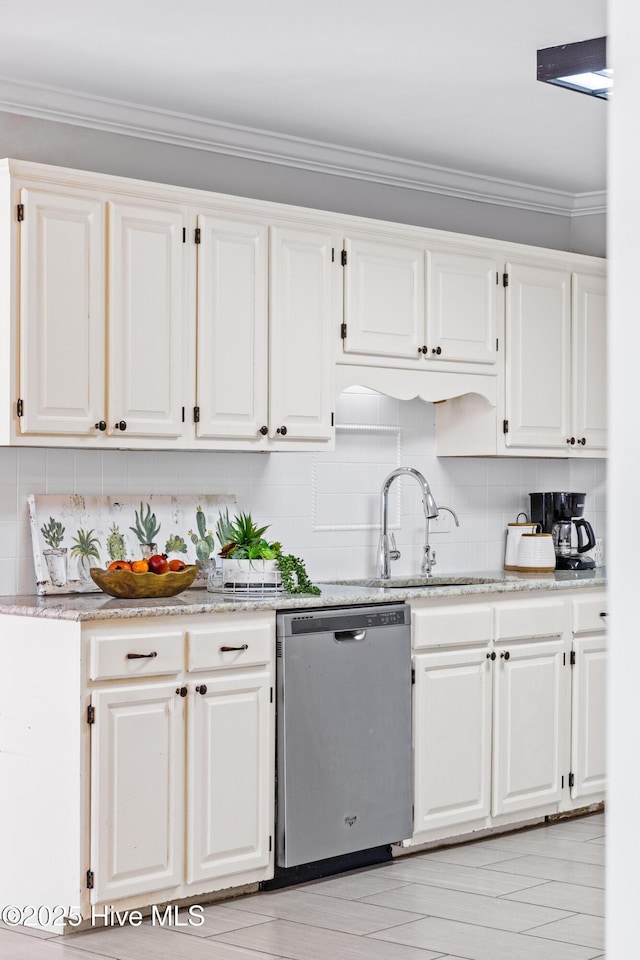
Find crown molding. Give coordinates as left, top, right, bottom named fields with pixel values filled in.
left=0, top=77, right=606, bottom=218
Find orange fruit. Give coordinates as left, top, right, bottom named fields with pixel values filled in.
left=108, top=560, right=132, bottom=571
left=131, top=559, right=149, bottom=573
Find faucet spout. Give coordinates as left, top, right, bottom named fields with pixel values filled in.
left=377, top=467, right=440, bottom=579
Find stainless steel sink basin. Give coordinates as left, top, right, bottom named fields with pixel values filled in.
left=325, top=576, right=505, bottom=590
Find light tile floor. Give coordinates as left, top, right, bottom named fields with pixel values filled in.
left=0, top=812, right=605, bottom=960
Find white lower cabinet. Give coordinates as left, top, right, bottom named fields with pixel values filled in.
left=410, top=590, right=602, bottom=847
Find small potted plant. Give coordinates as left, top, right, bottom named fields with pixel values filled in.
left=215, top=509, right=320, bottom=595
left=70, top=528, right=102, bottom=583
left=129, top=502, right=161, bottom=558
left=40, top=516, right=67, bottom=587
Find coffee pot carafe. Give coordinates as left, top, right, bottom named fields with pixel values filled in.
left=529, top=492, right=596, bottom=571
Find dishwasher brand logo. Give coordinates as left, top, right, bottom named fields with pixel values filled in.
left=344, top=815, right=358, bottom=827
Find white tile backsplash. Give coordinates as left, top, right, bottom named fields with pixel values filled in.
left=0, top=390, right=607, bottom=595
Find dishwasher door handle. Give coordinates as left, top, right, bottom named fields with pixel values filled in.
left=334, top=629, right=367, bottom=642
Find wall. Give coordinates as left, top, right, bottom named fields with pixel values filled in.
left=0, top=110, right=604, bottom=254
left=0, top=389, right=607, bottom=596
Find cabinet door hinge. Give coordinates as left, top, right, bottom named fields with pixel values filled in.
left=341, top=249, right=348, bottom=266
left=570, top=650, right=576, bottom=666
left=193, top=406, right=200, bottom=423
left=341, top=323, right=347, bottom=340
left=86, top=869, right=94, bottom=889
left=411, top=666, right=416, bottom=685
left=182, top=227, right=186, bottom=243
left=87, top=704, right=95, bottom=725
left=569, top=772, right=575, bottom=788
left=16, top=203, right=24, bottom=222
left=16, top=398, right=23, bottom=418
left=502, top=272, right=509, bottom=287
left=503, top=419, right=509, bottom=434
left=194, top=227, right=201, bottom=244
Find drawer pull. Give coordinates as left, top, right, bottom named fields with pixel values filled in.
left=175, top=686, right=187, bottom=697
left=126, top=651, right=158, bottom=660
left=196, top=684, right=207, bottom=695
left=220, top=644, right=249, bottom=652
left=600, top=611, right=607, bottom=617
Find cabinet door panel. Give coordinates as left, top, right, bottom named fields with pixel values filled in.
left=343, top=234, right=425, bottom=359
left=108, top=202, right=187, bottom=437
left=492, top=637, right=569, bottom=816
left=573, top=272, right=607, bottom=450
left=505, top=263, right=571, bottom=448
left=187, top=670, right=272, bottom=883
left=196, top=215, right=268, bottom=439
left=90, top=683, right=184, bottom=902
left=19, top=189, right=105, bottom=435
left=269, top=224, right=335, bottom=440
left=414, top=648, right=492, bottom=835
left=428, top=249, right=498, bottom=364
left=571, top=635, right=607, bottom=799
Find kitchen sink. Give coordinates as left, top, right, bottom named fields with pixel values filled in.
left=325, top=575, right=506, bottom=590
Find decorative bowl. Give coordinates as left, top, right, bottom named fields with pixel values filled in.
left=89, top=565, right=199, bottom=599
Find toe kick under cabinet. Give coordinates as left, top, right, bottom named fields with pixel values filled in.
left=0, top=611, right=275, bottom=932
left=408, top=587, right=607, bottom=848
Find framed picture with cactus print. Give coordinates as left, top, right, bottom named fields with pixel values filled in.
left=28, top=493, right=236, bottom=595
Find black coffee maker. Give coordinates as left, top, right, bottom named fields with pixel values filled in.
left=529, top=492, right=596, bottom=570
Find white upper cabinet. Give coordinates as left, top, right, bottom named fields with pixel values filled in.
left=573, top=272, right=607, bottom=450
left=195, top=213, right=269, bottom=441
left=18, top=188, right=105, bottom=436
left=504, top=261, right=572, bottom=449
left=428, top=247, right=499, bottom=364
left=269, top=223, right=336, bottom=442
left=108, top=201, right=188, bottom=439
left=341, top=231, right=499, bottom=370
left=343, top=233, right=425, bottom=359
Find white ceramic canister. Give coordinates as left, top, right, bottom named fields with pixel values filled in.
left=504, top=518, right=540, bottom=570
left=516, top=533, right=556, bottom=573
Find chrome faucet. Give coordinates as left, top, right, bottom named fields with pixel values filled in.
left=424, top=505, right=460, bottom=577
left=377, top=467, right=440, bottom=579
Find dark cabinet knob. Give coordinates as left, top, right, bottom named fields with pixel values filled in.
left=566, top=437, right=575, bottom=445
left=486, top=651, right=496, bottom=660
left=577, top=437, right=586, bottom=445
left=259, top=425, right=268, bottom=436
left=175, top=686, right=187, bottom=697
left=500, top=650, right=510, bottom=660
left=417, top=345, right=428, bottom=354
left=195, top=684, right=207, bottom=695
left=600, top=611, right=607, bottom=617
left=115, top=420, right=127, bottom=431
left=276, top=425, right=288, bottom=436
left=432, top=346, right=442, bottom=355
left=94, top=420, right=107, bottom=431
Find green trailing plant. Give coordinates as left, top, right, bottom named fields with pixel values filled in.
left=129, top=502, right=160, bottom=545
left=70, top=528, right=101, bottom=564
left=41, top=517, right=65, bottom=549
left=165, top=533, right=188, bottom=555
left=189, top=506, right=216, bottom=565
left=106, top=522, right=127, bottom=561
left=217, top=510, right=320, bottom=595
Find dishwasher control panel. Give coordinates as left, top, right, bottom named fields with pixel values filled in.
left=280, top=603, right=409, bottom=636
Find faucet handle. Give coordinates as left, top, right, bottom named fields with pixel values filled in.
left=389, top=533, right=401, bottom=561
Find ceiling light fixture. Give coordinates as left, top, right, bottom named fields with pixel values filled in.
left=537, top=36, right=611, bottom=99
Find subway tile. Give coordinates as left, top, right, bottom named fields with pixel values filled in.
left=45, top=449, right=75, bottom=493
left=0, top=558, right=17, bottom=596
left=0, top=520, right=18, bottom=559
left=74, top=451, right=103, bottom=493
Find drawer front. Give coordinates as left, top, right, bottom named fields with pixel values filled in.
left=573, top=594, right=608, bottom=634
left=495, top=599, right=564, bottom=640
left=89, top=627, right=185, bottom=681
left=187, top=612, right=274, bottom=672
left=412, top=604, right=493, bottom=649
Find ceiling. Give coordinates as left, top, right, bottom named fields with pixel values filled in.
left=0, top=0, right=607, bottom=205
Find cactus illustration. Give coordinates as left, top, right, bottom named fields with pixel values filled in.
left=106, top=522, right=127, bottom=561
left=41, top=517, right=65, bottom=549
left=188, top=506, right=216, bottom=565
left=70, top=528, right=101, bottom=582
left=129, top=502, right=160, bottom=545
left=165, top=533, right=188, bottom=555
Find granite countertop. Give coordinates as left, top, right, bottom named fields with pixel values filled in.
left=0, top=569, right=606, bottom=621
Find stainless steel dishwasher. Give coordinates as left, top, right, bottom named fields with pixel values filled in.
left=274, top=604, right=413, bottom=879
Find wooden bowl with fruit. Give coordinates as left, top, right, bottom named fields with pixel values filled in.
left=90, top=555, right=199, bottom=599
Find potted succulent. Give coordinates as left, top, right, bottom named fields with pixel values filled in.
left=129, top=502, right=161, bottom=558
left=70, top=528, right=102, bottom=583
left=215, top=509, right=320, bottom=595
left=40, top=516, right=68, bottom=587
